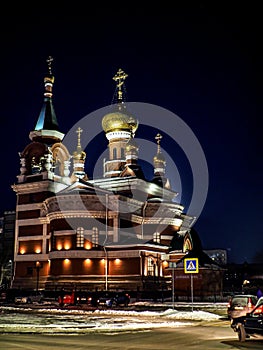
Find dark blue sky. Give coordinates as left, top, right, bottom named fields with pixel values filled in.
left=0, top=5, right=262, bottom=264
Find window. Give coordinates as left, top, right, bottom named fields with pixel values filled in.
left=92, top=227, right=99, bottom=247
left=153, top=232, right=160, bottom=243
left=76, top=227, right=84, bottom=248
left=113, top=148, right=117, bottom=159
left=147, top=257, right=155, bottom=276
left=121, top=148, right=125, bottom=159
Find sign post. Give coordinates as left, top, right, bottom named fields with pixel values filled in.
left=169, top=261, right=177, bottom=309
left=184, top=258, right=199, bottom=312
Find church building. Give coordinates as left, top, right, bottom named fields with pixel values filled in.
left=11, top=58, right=219, bottom=295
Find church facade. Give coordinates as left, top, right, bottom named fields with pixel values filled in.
left=11, top=58, right=218, bottom=295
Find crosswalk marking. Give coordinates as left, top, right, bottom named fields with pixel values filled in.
left=184, top=258, right=199, bottom=273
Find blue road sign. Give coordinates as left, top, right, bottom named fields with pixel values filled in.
left=184, top=258, right=199, bottom=273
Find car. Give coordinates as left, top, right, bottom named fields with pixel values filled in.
left=255, top=296, right=263, bottom=308
left=231, top=298, right=263, bottom=342
left=97, top=292, right=130, bottom=307
left=97, top=292, right=116, bottom=307
left=75, top=292, right=99, bottom=307
left=114, top=292, right=130, bottom=306
left=58, top=291, right=99, bottom=307
left=14, top=291, right=44, bottom=304
left=59, top=293, right=75, bottom=306
left=227, top=294, right=258, bottom=319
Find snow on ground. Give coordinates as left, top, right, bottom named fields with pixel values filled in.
left=0, top=301, right=226, bottom=334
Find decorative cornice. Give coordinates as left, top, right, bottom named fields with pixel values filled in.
left=12, top=180, right=53, bottom=194
left=15, top=254, right=49, bottom=262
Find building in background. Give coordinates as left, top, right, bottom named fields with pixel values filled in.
left=0, top=211, right=15, bottom=288
left=9, top=58, right=224, bottom=297
left=204, top=249, right=227, bottom=266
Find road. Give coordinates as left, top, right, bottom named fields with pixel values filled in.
left=1, top=302, right=263, bottom=349
left=1, top=323, right=263, bottom=349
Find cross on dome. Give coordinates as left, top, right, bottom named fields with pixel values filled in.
left=46, top=56, right=54, bottom=75
left=113, top=68, right=128, bottom=102
left=155, top=133, right=163, bottom=153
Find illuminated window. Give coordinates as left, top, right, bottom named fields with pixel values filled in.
left=76, top=227, right=84, bottom=248
left=92, top=227, right=99, bottom=247
left=153, top=232, right=160, bottom=243
left=147, top=257, right=155, bottom=276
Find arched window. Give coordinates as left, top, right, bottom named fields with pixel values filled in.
left=113, top=148, right=117, bottom=159
left=121, top=148, right=125, bottom=159
left=76, top=227, right=84, bottom=248
left=92, top=227, right=99, bottom=247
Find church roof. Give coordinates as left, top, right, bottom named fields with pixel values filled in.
left=29, top=56, right=64, bottom=143
left=178, top=249, right=221, bottom=268
left=35, top=93, right=59, bottom=131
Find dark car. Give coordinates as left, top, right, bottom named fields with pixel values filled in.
left=114, top=292, right=130, bottom=306
left=14, top=291, right=44, bottom=304
left=231, top=299, right=263, bottom=342
left=97, top=292, right=130, bottom=307
left=97, top=292, right=118, bottom=307
left=76, top=292, right=99, bottom=307
left=227, top=294, right=258, bottom=319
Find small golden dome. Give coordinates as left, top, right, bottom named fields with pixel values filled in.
left=153, top=152, right=166, bottom=163
left=102, top=111, right=138, bottom=134
left=126, top=138, right=139, bottom=151
left=73, top=149, right=86, bottom=161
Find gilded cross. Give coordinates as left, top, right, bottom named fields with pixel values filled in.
left=155, top=133, right=162, bottom=153
left=76, top=127, right=83, bottom=148
left=46, top=56, right=54, bottom=75
left=113, top=68, right=128, bottom=101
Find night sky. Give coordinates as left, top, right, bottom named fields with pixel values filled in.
left=0, top=4, right=262, bottom=264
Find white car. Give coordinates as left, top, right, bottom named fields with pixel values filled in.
left=255, top=296, right=263, bottom=308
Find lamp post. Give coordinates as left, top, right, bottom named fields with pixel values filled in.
left=168, top=261, right=177, bottom=309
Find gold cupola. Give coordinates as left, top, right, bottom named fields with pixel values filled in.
left=102, top=69, right=139, bottom=178
left=102, top=68, right=138, bottom=136
left=152, top=133, right=170, bottom=189
left=72, top=127, right=88, bottom=180
left=102, top=111, right=138, bottom=135
left=153, top=133, right=166, bottom=167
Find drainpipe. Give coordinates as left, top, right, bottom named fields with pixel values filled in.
left=141, top=201, right=148, bottom=288
left=141, top=201, right=148, bottom=239
left=103, top=194, right=109, bottom=291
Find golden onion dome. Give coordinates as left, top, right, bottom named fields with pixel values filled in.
left=153, top=152, right=166, bottom=163
left=126, top=138, right=139, bottom=152
left=102, top=111, right=138, bottom=134
left=72, top=127, right=86, bottom=161
left=73, top=149, right=86, bottom=161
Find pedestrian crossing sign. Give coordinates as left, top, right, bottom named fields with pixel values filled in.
left=184, top=258, right=199, bottom=273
